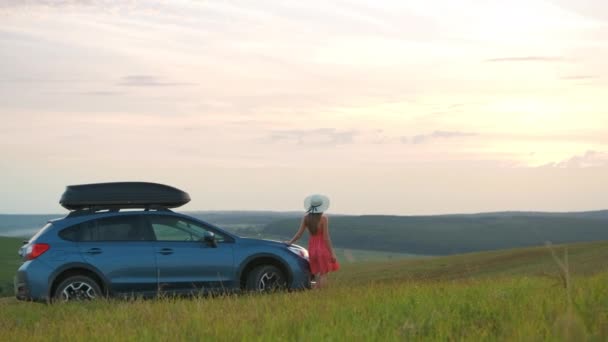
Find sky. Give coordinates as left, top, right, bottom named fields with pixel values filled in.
left=0, top=0, right=607, bottom=215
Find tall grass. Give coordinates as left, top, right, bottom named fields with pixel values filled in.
left=1, top=273, right=606, bottom=341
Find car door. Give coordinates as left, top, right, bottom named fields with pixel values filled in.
left=77, top=214, right=158, bottom=296
left=146, top=215, right=235, bottom=294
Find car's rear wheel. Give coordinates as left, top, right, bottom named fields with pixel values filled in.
left=245, top=265, right=287, bottom=292
left=53, top=275, right=102, bottom=302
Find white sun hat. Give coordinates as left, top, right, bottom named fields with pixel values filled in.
left=303, top=194, right=330, bottom=213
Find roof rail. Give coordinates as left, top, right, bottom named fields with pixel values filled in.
left=66, top=206, right=174, bottom=218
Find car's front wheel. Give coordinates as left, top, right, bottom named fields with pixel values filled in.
left=245, top=265, right=287, bottom=292
left=53, top=275, right=102, bottom=302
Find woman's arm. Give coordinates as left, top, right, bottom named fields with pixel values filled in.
left=322, top=216, right=337, bottom=261
left=286, top=217, right=306, bottom=245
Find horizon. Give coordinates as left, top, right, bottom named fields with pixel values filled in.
left=1, top=207, right=607, bottom=217
left=1, top=1, right=607, bottom=214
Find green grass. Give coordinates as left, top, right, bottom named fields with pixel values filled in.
left=334, top=240, right=608, bottom=286
left=0, top=240, right=607, bottom=340
left=333, top=248, right=426, bottom=263
left=0, top=237, right=23, bottom=297
left=0, top=274, right=606, bottom=340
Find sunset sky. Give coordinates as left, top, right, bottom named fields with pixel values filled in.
left=1, top=0, right=607, bottom=214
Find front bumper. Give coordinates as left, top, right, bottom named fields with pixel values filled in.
left=290, top=257, right=313, bottom=290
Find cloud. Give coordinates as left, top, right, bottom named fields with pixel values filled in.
left=560, top=75, right=597, bottom=80
left=551, top=0, right=608, bottom=22
left=80, top=91, right=124, bottom=96
left=267, top=128, right=357, bottom=146
left=0, top=0, right=158, bottom=10
left=542, top=150, right=608, bottom=168
left=118, top=75, right=195, bottom=87
left=484, top=56, right=566, bottom=63
left=403, top=131, right=477, bottom=145
left=0, top=78, right=92, bottom=83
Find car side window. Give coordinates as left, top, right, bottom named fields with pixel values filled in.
left=60, top=216, right=151, bottom=242
left=95, top=216, right=150, bottom=241
left=152, top=223, right=196, bottom=241
left=149, top=216, right=225, bottom=242
left=59, top=224, right=80, bottom=241
left=59, top=221, right=95, bottom=242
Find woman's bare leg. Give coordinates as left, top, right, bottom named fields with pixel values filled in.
left=312, top=274, right=321, bottom=289
left=318, top=274, right=328, bottom=288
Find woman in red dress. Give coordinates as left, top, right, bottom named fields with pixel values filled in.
left=286, top=194, right=339, bottom=288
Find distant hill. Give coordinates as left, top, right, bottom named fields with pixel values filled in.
left=335, top=240, right=608, bottom=285
left=2, top=210, right=608, bottom=255
left=264, top=211, right=608, bottom=255
left=0, top=214, right=62, bottom=237
left=0, top=211, right=304, bottom=238
left=453, top=210, right=608, bottom=219
left=186, top=211, right=302, bottom=226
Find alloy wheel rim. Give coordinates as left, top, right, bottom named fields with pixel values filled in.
left=61, top=282, right=97, bottom=301
left=258, top=272, right=284, bottom=291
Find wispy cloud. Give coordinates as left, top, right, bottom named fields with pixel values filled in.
left=542, top=150, right=608, bottom=168
left=118, top=75, right=196, bottom=87
left=0, top=78, right=97, bottom=83
left=560, top=75, right=597, bottom=80
left=551, top=0, right=608, bottom=23
left=402, top=131, right=477, bottom=145
left=79, top=91, right=124, bottom=96
left=267, top=128, right=358, bottom=146
left=0, top=0, right=161, bottom=11
left=484, top=56, right=566, bottom=63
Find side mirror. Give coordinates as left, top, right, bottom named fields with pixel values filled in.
left=202, top=231, right=217, bottom=248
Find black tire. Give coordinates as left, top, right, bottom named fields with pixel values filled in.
left=53, top=275, right=102, bottom=302
left=245, top=265, right=287, bottom=292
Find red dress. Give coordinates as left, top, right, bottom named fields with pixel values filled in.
left=308, top=225, right=340, bottom=275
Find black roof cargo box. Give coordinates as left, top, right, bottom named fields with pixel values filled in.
left=60, top=182, right=191, bottom=210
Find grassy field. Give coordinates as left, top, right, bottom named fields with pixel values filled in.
left=0, top=241, right=606, bottom=340
left=333, top=240, right=608, bottom=285
left=0, top=237, right=23, bottom=297
left=333, top=248, right=425, bottom=263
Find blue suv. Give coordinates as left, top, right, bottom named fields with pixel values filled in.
left=14, top=182, right=311, bottom=302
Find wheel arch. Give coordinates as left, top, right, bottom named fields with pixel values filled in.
left=48, top=263, right=109, bottom=298
left=238, top=254, right=293, bottom=289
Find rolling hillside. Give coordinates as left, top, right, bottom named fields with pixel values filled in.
left=265, top=212, right=608, bottom=255
left=3, top=210, right=608, bottom=256
left=334, top=240, right=608, bottom=285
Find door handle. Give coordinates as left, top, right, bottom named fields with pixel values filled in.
left=86, top=248, right=102, bottom=255
left=158, top=248, right=174, bottom=255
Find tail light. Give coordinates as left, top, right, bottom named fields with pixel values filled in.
left=25, top=243, right=50, bottom=260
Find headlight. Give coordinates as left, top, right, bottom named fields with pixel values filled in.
left=287, top=245, right=309, bottom=260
